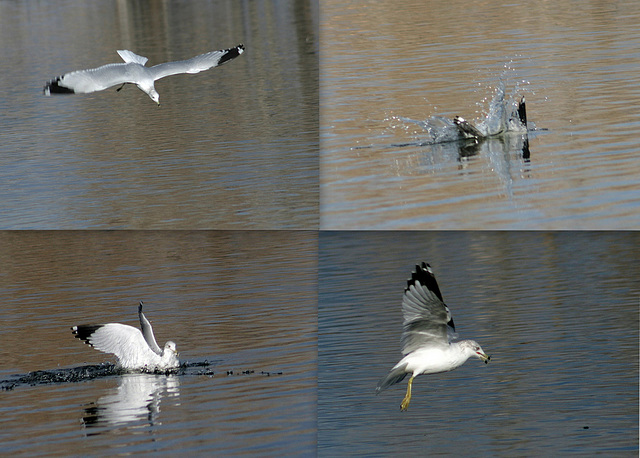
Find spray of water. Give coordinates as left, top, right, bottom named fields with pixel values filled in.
left=394, top=79, right=531, bottom=146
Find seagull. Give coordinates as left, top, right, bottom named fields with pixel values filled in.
left=44, top=44, right=244, bottom=105
left=452, top=96, right=528, bottom=139
left=72, top=302, right=180, bottom=371
left=376, top=262, right=490, bottom=411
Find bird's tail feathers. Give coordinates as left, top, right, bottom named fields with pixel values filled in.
left=375, top=363, right=408, bottom=394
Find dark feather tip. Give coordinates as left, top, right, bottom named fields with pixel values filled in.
left=44, top=77, right=75, bottom=95
left=72, top=324, right=102, bottom=344
left=218, top=44, right=245, bottom=65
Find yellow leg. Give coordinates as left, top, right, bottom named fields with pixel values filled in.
left=400, top=375, right=414, bottom=411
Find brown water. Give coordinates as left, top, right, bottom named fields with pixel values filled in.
left=321, top=0, right=640, bottom=229
left=0, top=0, right=318, bottom=229
left=0, top=231, right=317, bottom=455
left=1, top=0, right=639, bottom=455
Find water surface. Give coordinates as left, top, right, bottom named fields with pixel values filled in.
left=0, top=231, right=317, bottom=455
left=319, top=231, right=639, bottom=455
left=321, top=0, right=640, bottom=229
left=0, top=0, right=318, bottom=229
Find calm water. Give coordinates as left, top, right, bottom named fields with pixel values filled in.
left=321, top=0, right=640, bottom=229
left=319, top=232, right=639, bottom=455
left=0, top=0, right=318, bottom=229
left=0, top=231, right=317, bottom=455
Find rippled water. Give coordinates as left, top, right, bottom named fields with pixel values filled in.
left=318, top=231, right=639, bottom=456
left=0, top=231, right=316, bottom=455
left=0, top=0, right=318, bottom=229
left=2, top=0, right=639, bottom=455
left=321, top=0, right=640, bottom=229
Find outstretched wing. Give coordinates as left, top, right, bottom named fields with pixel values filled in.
left=149, top=44, right=244, bottom=81
left=72, top=322, right=159, bottom=368
left=401, top=262, right=456, bottom=355
left=138, top=302, right=162, bottom=356
left=44, top=62, right=136, bottom=95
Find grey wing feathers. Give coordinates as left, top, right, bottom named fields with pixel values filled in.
left=138, top=302, right=162, bottom=355
left=45, top=63, right=134, bottom=94
left=149, top=44, right=244, bottom=81
left=400, top=263, right=455, bottom=354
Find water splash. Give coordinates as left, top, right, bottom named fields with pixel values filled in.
left=400, top=80, right=529, bottom=146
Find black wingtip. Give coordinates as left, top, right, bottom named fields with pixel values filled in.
left=138, top=301, right=143, bottom=313
left=218, top=44, right=245, bottom=66
left=411, top=263, right=456, bottom=331
left=406, top=262, right=445, bottom=304
left=72, top=324, right=103, bottom=345
left=517, top=96, right=527, bottom=128
left=43, top=76, right=75, bottom=95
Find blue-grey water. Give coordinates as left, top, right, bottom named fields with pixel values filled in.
left=0, top=231, right=316, bottom=455
left=319, top=231, right=639, bottom=456
left=0, top=0, right=318, bottom=229
left=321, top=0, right=640, bottom=229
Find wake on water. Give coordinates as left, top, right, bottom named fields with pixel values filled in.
left=0, top=361, right=283, bottom=391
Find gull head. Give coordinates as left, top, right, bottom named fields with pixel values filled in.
left=137, top=82, right=160, bottom=105
left=149, top=89, right=160, bottom=105
left=462, top=340, right=490, bottom=364
left=162, top=340, right=180, bottom=368
left=164, top=340, right=178, bottom=356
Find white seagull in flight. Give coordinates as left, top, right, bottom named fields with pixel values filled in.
left=72, top=302, right=180, bottom=371
left=44, top=44, right=244, bottom=105
left=376, top=262, right=490, bottom=411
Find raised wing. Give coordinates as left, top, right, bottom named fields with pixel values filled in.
left=401, top=262, right=455, bottom=355
left=138, top=302, right=162, bottom=356
left=149, top=44, right=244, bottom=81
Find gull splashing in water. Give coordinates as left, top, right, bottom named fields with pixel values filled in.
left=72, top=302, right=180, bottom=371
left=376, top=263, right=490, bottom=411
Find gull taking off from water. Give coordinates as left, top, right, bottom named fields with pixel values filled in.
left=376, top=263, right=490, bottom=411
left=44, top=44, right=244, bottom=105
left=72, top=302, right=179, bottom=371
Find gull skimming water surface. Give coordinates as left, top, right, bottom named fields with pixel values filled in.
left=44, top=44, right=244, bottom=105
